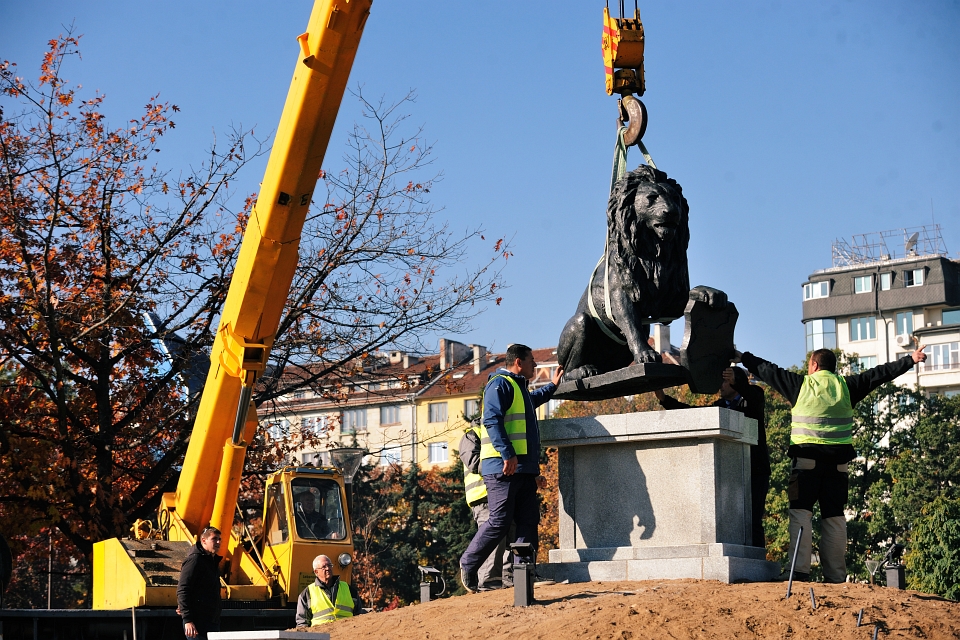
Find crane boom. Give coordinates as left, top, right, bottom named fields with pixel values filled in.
left=173, top=0, right=371, bottom=538
left=94, top=0, right=372, bottom=610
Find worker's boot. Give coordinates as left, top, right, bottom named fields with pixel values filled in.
left=821, top=516, right=848, bottom=583
left=784, top=509, right=813, bottom=581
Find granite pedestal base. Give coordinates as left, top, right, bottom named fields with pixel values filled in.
left=538, top=408, right=779, bottom=584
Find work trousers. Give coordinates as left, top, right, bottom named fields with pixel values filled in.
left=472, top=502, right=515, bottom=589
left=787, top=457, right=849, bottom=582
left=460, top=473, right=539, bottom=575
left=787, top=457, right=848, bottom=517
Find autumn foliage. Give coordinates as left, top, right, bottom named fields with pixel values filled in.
left=0, top=35, right=261, bottom=605
left=0, top=35, right=507, bottom=607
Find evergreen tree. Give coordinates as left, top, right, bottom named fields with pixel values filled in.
left=350, top=460, right=472, bottom=609
left=906, top=496, right=960, bottom=599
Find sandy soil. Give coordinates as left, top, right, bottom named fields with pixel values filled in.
left=295, top=579, right=959, bottom=640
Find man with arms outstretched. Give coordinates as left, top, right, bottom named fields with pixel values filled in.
left=739, top=346, right=926, bottom=582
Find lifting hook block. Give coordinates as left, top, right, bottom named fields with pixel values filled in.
left=618, top=95, right=647, bottom=147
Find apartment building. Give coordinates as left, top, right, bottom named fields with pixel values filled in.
left=801, top=226, right=960, bottom=396
left=259, top=339, right=561, bottom=469
left=261, top=349, right=440, bottom=468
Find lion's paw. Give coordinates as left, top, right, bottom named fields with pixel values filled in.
left=633, top=350, right=662, bottom=364
left=690, top=285, right=728, bottom=309
left=564, top=365, right=600, bottom=381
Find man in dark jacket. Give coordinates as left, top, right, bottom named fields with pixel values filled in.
left=458, top=344, right=562, bottom=593
left=655, top=366, right=770, bottom=548
left=177, top=526, right=222, bottom=639
left=740, top=346, right=926, bottom=583
left=295, top=555, right=363, bottom=627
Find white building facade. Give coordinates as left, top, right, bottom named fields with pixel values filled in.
left=802, top=244, right=960, bottom=396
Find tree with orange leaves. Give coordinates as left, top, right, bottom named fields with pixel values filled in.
left=0, top=35, right=506, bottom=607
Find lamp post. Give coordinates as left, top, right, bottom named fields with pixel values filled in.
left=330, top=448, right=364, bottom=516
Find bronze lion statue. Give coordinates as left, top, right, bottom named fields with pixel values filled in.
left=558, top=165, right=715, bottom=381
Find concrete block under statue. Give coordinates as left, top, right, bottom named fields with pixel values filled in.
left=537, top=407, right=779, bottom=584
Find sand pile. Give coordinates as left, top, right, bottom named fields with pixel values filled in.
left=298, top=579, right=958, bottom=639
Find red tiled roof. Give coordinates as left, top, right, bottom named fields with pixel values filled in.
left=262, top=344, right=562, bottom=411
left=417, top=346, right=559, bottom=399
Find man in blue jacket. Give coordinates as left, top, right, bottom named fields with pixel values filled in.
left=459, top=344, right=563, bottom=593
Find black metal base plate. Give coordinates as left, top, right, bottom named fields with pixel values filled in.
left=553, top=363, right=690, bottom=402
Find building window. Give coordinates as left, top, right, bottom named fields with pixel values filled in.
left=803, top=281, right=829, bottom=301
left=428, top=442, right=448, bottom=463
left=805, top=319, right=837, bottom=352
left=895, top=312, right=914, bottom=337
left=928, top=343, right=960, bottom=371
left=852, top=356, right=878, bottom=372
left=897, top=394, right=917, bottom=409
left=463, top=398, right=480, bottom=420
left=380, top=405, right=401, bottom=425
left=341, top=409, right=366, bottom=435
left=854, top=276, right=872, bottom=294
left=301, top=451, right=331, bottom=466
left=379, top=446, right=402, bottom=466
left=879, top=273, right=892, bottom=290
left=301, top=416, right=328, bottom=436
left=292, top=389, right=305, bottom=399
left=428, top=402, right=448, bottom=423
left=943, top=309, right=960, bottom=326
left=904, top=269, right=924, bottom=287
left=849, top=317, right=876, bottom=342
left=265, top=418, right=290, bottom=441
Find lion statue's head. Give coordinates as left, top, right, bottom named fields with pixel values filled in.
left=606, top=165, right=690, bottom=320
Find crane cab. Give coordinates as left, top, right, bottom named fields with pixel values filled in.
left=257, top=466, right=355, bottom=602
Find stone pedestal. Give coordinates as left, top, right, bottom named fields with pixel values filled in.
left=538, top=407, right=779, bottom=584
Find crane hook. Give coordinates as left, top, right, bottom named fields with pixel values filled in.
left=617, top=95, right=647, bottom=146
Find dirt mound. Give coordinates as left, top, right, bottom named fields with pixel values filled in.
left=308, top=579, right=959, bottom=639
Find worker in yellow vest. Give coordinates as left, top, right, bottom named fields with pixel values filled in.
left=459, top=344, right=563, bottom=593
left=295, top=554, right=363, bottom=627
left=740, top=346, right=926, bottom=583
left=460, top=424, right=514, bottom=590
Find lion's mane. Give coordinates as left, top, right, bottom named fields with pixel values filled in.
left=605, top=165, right=690, bottom=321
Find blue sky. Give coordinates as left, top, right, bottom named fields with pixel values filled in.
left=3, top=0, right=958, bottom=369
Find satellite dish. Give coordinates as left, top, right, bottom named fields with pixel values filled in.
left=905, top=232, right=919, bottom=253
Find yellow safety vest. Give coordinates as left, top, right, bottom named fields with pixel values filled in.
left=790, top=371, right=854, bottom=445
left=463, top=426, right=488, bottom=507
left=479, top=375, right=528, bottom=460
left=307, top=581, right=355, bottom=625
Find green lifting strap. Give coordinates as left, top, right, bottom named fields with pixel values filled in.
left=610, top=125, right=630, bottom=193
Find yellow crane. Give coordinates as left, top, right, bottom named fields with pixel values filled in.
left=93, top=0, right=372, bottom=609
left=85, top=0, right=655, bottom=615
